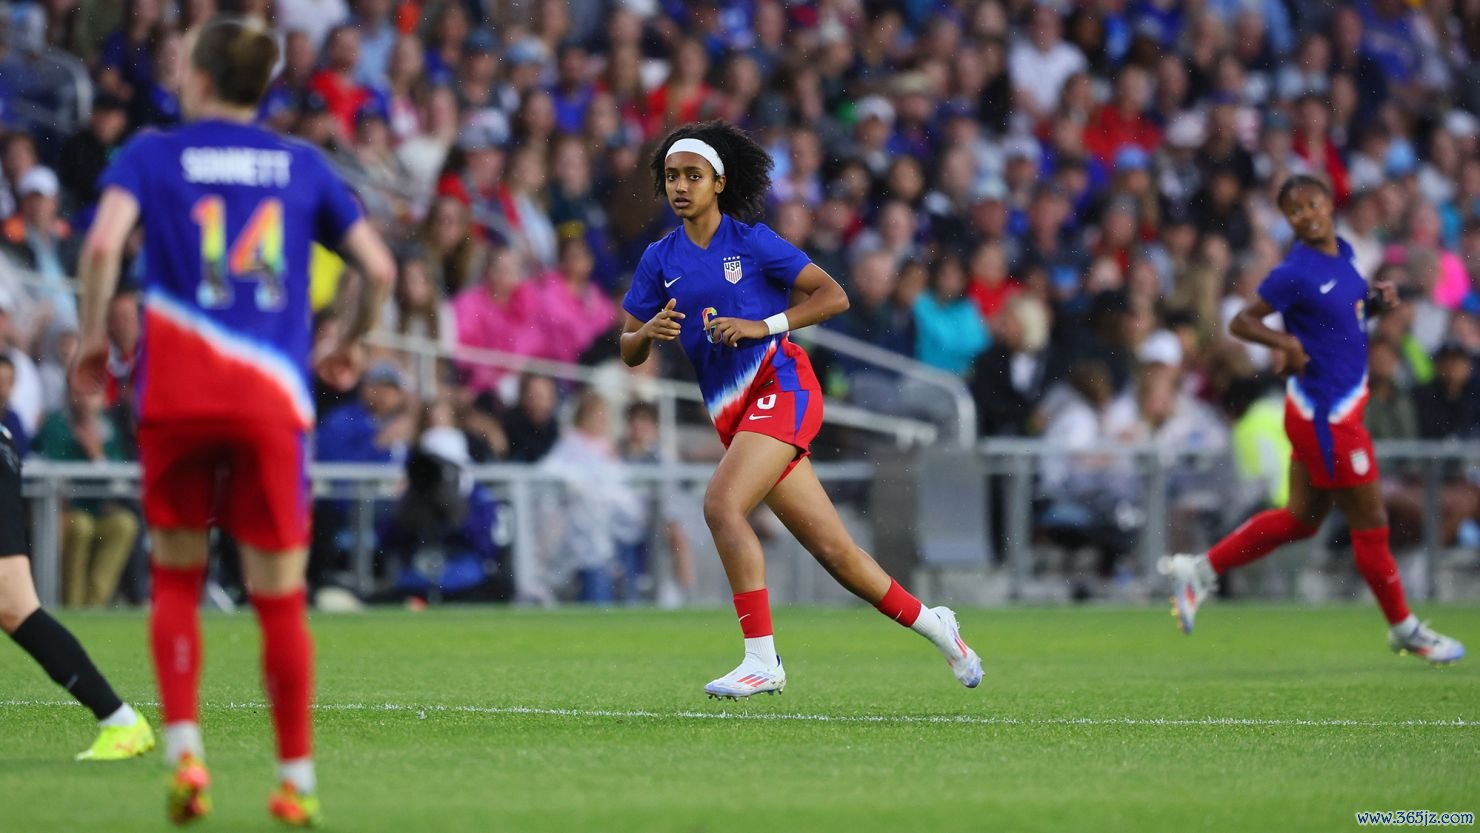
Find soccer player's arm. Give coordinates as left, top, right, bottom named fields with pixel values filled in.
left=1232, top=269, right=1307, bottom=375
left=706, top=226, right=848, bottom=348
left=620, top=247, right=681, bottom=367
left=72, top=186, right=140, bottom=395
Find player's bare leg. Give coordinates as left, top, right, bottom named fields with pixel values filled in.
left=242, top=546, right=321, bottom=826
left=765, top=457, right=982, bottom=688
left=150, top=528, right=212, bottom=824
left=0, top=555, right=154, bottom=761
left=1161, top=462, right=1331, bottom=633
left=1331, top=483, right=1465, bottom=665
left=700, top=432, right=796, bottom=698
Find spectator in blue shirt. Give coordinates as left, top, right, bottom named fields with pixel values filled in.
left=914, top=256, right=990, bottom=376
left=317, top=362, right=417, bottom=464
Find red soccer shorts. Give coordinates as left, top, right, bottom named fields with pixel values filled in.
left=138, top=419, right=311, bottom=552
left=1284, top=393, right=1379, bottom=490
left=713, top=338, right=825, bottom=481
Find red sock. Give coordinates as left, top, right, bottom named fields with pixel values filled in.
left=732, top=588, right=773, bottom=638
left=874, top=579, right=923, bottom=627
left=1207, top=510, right=1316, bottom=574
left=150, top=563, right=204, bottom=726
left=1351, top=527, right=1412, bottom=625
left=251, top=589, right=314, bottom=761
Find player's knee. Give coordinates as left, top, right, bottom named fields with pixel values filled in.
left=806, top=537, right=855, bottom=574
left=0, top=558, right=40, bottom=631
left=702, top=491, right=745, bottom=537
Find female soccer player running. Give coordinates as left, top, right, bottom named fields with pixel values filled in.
left=0, top=424, right=154, bottom=760
left=1160, top=175, right=1464, bottom=665
left=620, top=121, right=982, bottom=698
left=73, top=16, right=395, bottom=825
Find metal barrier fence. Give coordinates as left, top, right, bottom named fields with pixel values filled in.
left=20, top=459, right=878, bottom=608
left=21, top=442, right=1480, bottom=609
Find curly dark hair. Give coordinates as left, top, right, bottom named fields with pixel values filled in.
left=650, top=121, right=773, bottom=223
left=1275, top=173, right=1331, bottom=210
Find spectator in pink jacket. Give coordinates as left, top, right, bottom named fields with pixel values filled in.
left=451, top=247, right=542, bottom=393
left=525, top=237, right=617, bottom=365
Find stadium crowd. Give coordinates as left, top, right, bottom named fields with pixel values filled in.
left=0, top=0, right=1479, bottom=603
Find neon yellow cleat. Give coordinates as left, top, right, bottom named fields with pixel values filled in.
left=268, top=782, right=323, bottom=828
left=75, top=718, right=156, bottom=762
left=167, top=753, right=212, bottom=826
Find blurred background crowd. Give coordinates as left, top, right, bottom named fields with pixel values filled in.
left=0, top=0, right=1478, bottom=607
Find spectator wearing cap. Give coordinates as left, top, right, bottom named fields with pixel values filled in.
left=310, top=24, right=376, bottom=139
left=352, top=0, right=397, bottom=87
left=1415, top=341, right=1480, bottom=440
left=2, top=167, right=79, bottom=328
left=294, top=90, right=339, bottom=152
left=316, top=360, right=418, bottom=464
left=1158, top=113, right=1205, bottom=209
left=456, top=29, right=500, bottom=111
left=57, top=93, right=129, bottom=212
left=850, top=96, right=898, bottom=177
left=1083, top=65, right=1162, bottom=167
left=1009, top=5, right=1087, bottom=129
left=496, top=39, right=552, bottom=118
left=438, top=109, right=509, bottom=215
left=278, top=0, right=351, bottom=53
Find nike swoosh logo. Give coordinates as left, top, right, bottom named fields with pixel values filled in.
left=747, top=414, right=772, bottom=421
left=1319, top=280, right=1337, bottom=294
left=664, top=276, right=682, bottom=288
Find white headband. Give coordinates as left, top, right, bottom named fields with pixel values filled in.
left=665, top=138, right=726, bottom=177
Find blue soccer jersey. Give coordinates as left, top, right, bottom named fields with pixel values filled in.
left=99, top=120, right=363, bottom=428
left=624, top=215, right=812, bottom=421
left=1257, top=237, right=1370, bottom=423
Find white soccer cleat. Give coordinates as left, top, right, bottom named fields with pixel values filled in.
left=930, top=607, right=983, bottom=689
left=1388, top=621, right=1466, bottom=666
left=1158, top=554, right=1216, bottom=635
left=704, top=655, right=786, bottom=700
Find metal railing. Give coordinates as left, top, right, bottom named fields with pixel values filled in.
left=366, top=331, right=942, bottom=450
left=20, top=459, right=879, bottom=608
left=977, top=438, right=1480, bottom=602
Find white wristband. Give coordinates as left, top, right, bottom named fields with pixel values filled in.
left=763, top=312, right=790, bottom=336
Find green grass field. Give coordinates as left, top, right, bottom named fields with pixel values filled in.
left=3, top=604, right=1477, bottom=832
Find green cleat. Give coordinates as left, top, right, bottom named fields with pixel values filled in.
left=75, top=718, right=156, bottom=762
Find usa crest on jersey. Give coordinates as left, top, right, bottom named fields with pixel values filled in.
left=723, top=256, right=743, bottom=284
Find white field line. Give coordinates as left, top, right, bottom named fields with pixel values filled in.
left=2, top=699, right=1473, bottom=729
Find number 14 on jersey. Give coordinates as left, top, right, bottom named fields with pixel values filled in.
left=191, top=195, right=286, bottom=311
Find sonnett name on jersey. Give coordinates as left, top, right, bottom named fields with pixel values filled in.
left=181, top=147, right=292, bottom=187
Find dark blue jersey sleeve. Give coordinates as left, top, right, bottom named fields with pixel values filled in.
left=1257, top=265, right=1302, bottom=314
left=622, top=243, right=665, bottom=323
left=98, top=132, right=155, bottom=204
left=751, top=223, right=811, bottom=289
left=308, top=151, right=364, bottom=247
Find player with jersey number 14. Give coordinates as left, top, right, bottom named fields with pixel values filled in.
left=73, top=15, right=396, bottom=827
left=619, top=120, right=983, bottom=699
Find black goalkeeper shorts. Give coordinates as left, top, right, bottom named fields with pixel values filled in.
left=0, top=426, right=28, bottom=559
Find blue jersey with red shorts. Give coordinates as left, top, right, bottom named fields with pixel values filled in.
left=99, top=120, right=363, bottom=549
left=1257, top=238, right=1376, bottom=489
left=624, top=215, right=823, bottom=476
